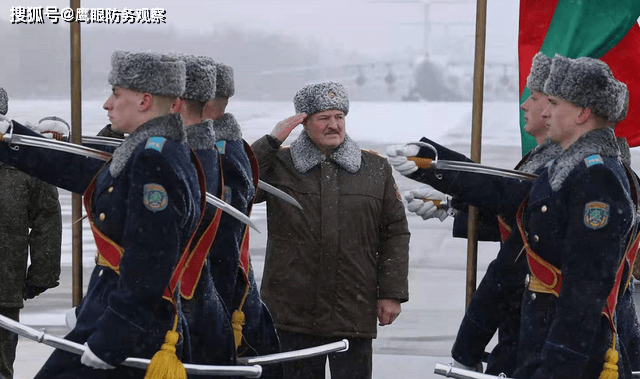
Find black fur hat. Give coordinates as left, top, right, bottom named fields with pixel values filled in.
left=293, top=81, right=349, bottom=116
left=544, top=54, right=628, bottom=122
left=108, top=51, right=186, bottom=97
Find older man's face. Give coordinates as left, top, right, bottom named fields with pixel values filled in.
left=303, top=109, right=346, bottom=154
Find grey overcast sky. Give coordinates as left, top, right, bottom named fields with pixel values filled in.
left=0, top=0, right=519, bottom=60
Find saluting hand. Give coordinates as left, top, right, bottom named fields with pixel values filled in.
left=270, top=113, right=307, bottom=143
left=377, top=299, right=401, bottom=326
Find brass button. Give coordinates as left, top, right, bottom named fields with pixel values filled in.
left=108, top=187, right=114, bottom=193
left=541, top=205, right=548, bottom=213
left=532, top=235, right=539, bottom=242
left=99, top=213, right=105, bottom=221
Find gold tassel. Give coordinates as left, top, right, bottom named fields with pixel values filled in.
left=144, top=316, right=186, bottom=379
left=232, top=309, right=245, bottom=348
left=232, top=282, right=251, bottom=349
left=599, top=334, right=618, bottom=379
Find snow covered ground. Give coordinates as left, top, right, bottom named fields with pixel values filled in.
left=7, top=99, right=640, bottom=378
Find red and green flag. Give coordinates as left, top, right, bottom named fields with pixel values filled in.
left=519, top=0, right=640, bottom=154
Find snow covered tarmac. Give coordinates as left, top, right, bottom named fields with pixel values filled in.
left=9, top=99, right=640, bottom=378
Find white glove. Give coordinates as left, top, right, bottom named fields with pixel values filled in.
left=64, top=307, right=77, bottom=329
left=452, top=359, right=483, bottom=372
left=0, top=120, right=9, bottom=135
left=81, top=342, right=115, bottom=370
left=386, top=144, right=420, bottom=175
left=404, top=185, right=450, bottom=221
left=32, top=117, right=69, bottom=140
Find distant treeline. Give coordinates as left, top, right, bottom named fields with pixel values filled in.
left=0, top=20, right=373, bottom=101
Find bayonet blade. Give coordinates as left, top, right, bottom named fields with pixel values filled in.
left=0, top=314, right=262, bottom=377
left=3, top=133, right=260, bottom=232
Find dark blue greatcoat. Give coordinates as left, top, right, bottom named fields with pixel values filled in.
left=212, top=113, right=282, bottom=378
left=405, top=136, right=538, bottom=375
left=512, top=128, right=634, bottom=379
left=0, top=115, right=201, bottom=378
left=182, top=120, right=238, bottom=373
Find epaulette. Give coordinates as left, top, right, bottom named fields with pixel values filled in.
left=145, top=136, right=167, bottom=153
left=584, top=154, right=604, bottom=168
left=362, top=148, right=382, bottom=157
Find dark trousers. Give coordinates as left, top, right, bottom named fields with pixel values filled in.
left=277, top=330, right=372, bottom=379
left=0, top=308, right=19, bottom=379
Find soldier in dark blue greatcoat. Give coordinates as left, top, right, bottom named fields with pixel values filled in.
left=174, top=53, right=238, bottom=373
left=202, top=63, right=283, bottom=378
left=0, top=51, right=203, bottom=378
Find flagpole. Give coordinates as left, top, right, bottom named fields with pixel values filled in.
left=69, top=0, right=83, bottom=306
left=465, top=0, right=487, bottom=308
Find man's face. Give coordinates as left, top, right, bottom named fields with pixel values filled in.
left=103, top=86, right=144, bottom=134
left=542, top=95, right=583, bottom=148
left=521, top=90, right=550, bottom=140
left=303, top=109, right=346, bottom=154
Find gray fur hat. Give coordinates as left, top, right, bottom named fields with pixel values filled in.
left=108, top=51, right=186, bottom=97
left=177, top=54, right=217, bottom=102
left=0, top=87, right=7, bottom=116
left=215, top=63, right=235, bottom=98
left=293, top=81, right=349, bottom=116
left=526, top=52, right=551, bottom=93
left=544, top=54, right=628, bottom=122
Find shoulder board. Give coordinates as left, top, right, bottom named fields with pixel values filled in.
left=362, top=149, right=382, bottom=157
left=584, top=154, right=604, bottom=168
left=145, top=136, right=167, bottom=152
left=216, top=140, right=226, bottom=154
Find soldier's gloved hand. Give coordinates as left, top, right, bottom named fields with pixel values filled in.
left=23, top=284, right=49, bottom=300
left=81, top=343, right=115, bottom=370
left=32, top=116, right=70, bottom=140
left=386, top=144, right=419, bottom=175
left=452, top=359, right=483, bottom=372
left=404, top=185, right=450, bottom=221
left=65, top=307, right=77, bottom=329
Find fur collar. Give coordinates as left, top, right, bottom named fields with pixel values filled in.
left=289, top=130, right=361, bottom=173
left=186, top=119, right=217, bottom=150
left=211, top=113, right=242, bottom=141
left=110, top=113, right=186, bottom=177
left=518, top=139, right=562, bottom=174
left=548, top=127, right=620, bottom=191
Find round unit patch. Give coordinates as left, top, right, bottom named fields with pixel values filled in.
left=583, top=201, right=609, bottom=230
left=143, top=183, right=168, bottom=212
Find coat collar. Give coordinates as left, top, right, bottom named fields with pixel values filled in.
left=110, top=113, right=186, bottom=178
left=290, top=130, right=361, bottom=174
left=548, top=127, right=620, bottom=191
left=518, top=139, right=562, bottom=174
left=211, top=113, right=242, bottom=141
left=186, top=119, right=216, bottom=150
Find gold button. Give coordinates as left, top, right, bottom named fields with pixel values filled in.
left=532, top=235, right=539, bottom=242
left=541, top=205, right=548, bottom=213
left=108, top=187, right=114, bottom=193
left=99, top=213, right=105, bottom=221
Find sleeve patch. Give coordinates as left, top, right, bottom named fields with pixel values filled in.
left=584, top=154, right=603, bottom=167
left=584, top=201, right=609, bottom=230
left=143, top=183, right=169, bottom=212
left=215, top=140, right=226, bottom=154
left=146, top=137, right=166, bottom=152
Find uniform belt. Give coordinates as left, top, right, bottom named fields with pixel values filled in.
left=526, top=274, right=558, bottom=297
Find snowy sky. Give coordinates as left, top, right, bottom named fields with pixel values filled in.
left=0, top=0, right=520, bottom=59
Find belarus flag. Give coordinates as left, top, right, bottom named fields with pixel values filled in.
left=518, top=0, right=640, bottom=154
